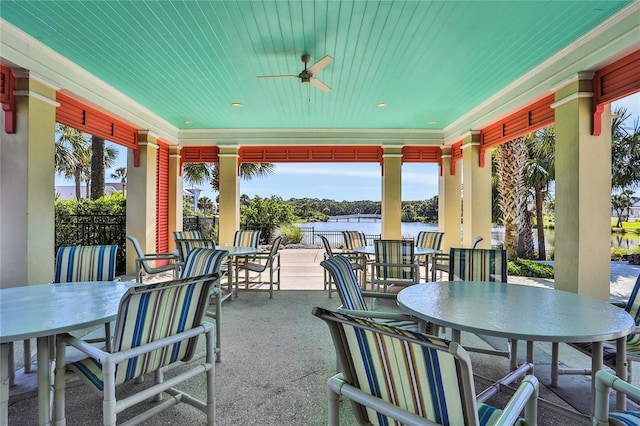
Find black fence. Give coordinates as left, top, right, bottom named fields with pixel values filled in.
left=55, top=214, right=127, bottom=275
left=297, top=227, right=380, bottom=248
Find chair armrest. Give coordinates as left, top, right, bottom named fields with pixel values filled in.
left=137, top=253, right=177, bottom=262
left=610, top=300, right=627, bottom=309
left=58, top=332, right=109, bottom=362
left=494, top=373, right=538, bottom=425
left=336, top=308, right=415, bottom=322
left=360, top=291, right=398, bottom=299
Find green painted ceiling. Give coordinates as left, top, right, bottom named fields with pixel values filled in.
left=0, top=1, right=632, bottom=131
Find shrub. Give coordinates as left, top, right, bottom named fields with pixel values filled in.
left=278, top=224, right=302, bottom=245
left=507, top=258, right=554, bottom=278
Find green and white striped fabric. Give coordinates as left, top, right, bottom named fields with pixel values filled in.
left=54, top=245, right=118, bottom=283
left=179, top=248, right=229, bottom=278
left=321, top=255, right=419, bottom=331
left=173, top=230, right=203, bottom=241
left=314, top=308, right=505, bottom=425
left=342, top=231, right=367, bottom=250
left=233, top=230, right=261, bottom=248
left=68, top=276, right=216, bottom=390
left=448, top=248, right=508, bottom=283
left=416, top=231, right=444, bottom=251
left=374, top=239, right=416, bottom=280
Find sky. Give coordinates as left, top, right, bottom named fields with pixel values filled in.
left=56, top=93, right=640, bottom=202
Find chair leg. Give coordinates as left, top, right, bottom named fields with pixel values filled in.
left=327, top=382, right=340, bottom=426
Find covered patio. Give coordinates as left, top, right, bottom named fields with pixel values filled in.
left=1, top=1, right=640, bottom=424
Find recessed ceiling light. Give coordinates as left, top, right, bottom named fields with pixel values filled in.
left=231, top=103, right=243, bottom=108
left=377, top=103, right=388, bottom=108
left=184, top=120, right=193, bottom=125
left=427, top=121, right=437, bottom=125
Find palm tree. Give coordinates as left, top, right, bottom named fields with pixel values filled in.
left=55, top=124, right=91, bottom=200
left=523, top=126, right=555, bottom=260
left=611, top=107, right=640, bottom=192
left=197, top=196, right=214, bottom=214
left=110, top=167, right=127, bottom=196
left=183, top=162, right=275, bottom=192
left=494, top=137, right=532, bottom=260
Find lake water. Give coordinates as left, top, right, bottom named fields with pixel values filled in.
left=295, top=220, right=640, bottom=250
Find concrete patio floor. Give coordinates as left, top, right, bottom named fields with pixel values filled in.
left=7, top=248, right=640, bottom=425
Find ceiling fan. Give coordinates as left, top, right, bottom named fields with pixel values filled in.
left=257, top=54, right=333, bottom=92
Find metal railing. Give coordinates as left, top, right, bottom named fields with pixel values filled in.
left=297, top=227, right=380, bottom=248
left=55, top=214, right=127, bottom=275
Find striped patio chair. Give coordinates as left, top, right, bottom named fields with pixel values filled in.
left=178, top=247, right=229, bottom=362
left=54, top=245, right=118, bottom=283
left=416, top=231, right=444, bottom=280
left=235, top=236, right=283, bottom=298
left=233, top=229, right=261, bottom=248
left=174, top=238, right=216, bottom=263
left=320, top=255, right=424, bottom=333
left=312, top=307, right=539, bottom=426
left=448, top=248, right=508, bottom=283
left=594, top=370, right=640, bottom=426
left=342, top=230, right=367, bottom=250
left=173, top=230, right=203, bottom=241
left=54, top=275, right=218, bottom=425
left=319, top=235, right=365, bottom=297
left=53, top=245, right=119, bottom=351
left=341, top=230, right=369, bottom=287
left=447, top=248, right=511, bottom=360
left=371, top=239, right=420, bottom=292
left=432, top=236, right=484, bottom=282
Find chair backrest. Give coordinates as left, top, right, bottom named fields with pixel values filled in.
left=175, top=238, right=216, bottom=262
left=320, top=255, right=368, bottom=311
left=624, top=274, right=640, bottom=324
left=342, top=231, right=367, bottom=250
left=312, top=307, right=480, bottom=425
left=471, top=236, right=484, bottom=249
left=54, top=245, right=118, bottom=283
left=110, top=275, right=218, bottom=385
left=173, top=230, right=203, bottom=241
left=416, top=231, right=444, bottom=251
left=233, top=230, right=261, bottom=248
left=374, top=239, right=416, bottom=280
left=319, top=235, right=334, bottom=257
left=266, top=235, right=283, bottom=260
left=179, top=248, right=229, bottom=279
left=448, top=248, right=507, bottom=282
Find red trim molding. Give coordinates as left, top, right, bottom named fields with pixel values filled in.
left=56, top=92, right=138, bottom=150
left=402, top=146, right=441, bottom=163
left=1, top=65, right=16, bottom=134
left=592, top=49, right=640, bottom=135
left=450, top=141, right=463, bottom=176
left=239, top=145, right=383, bottom=164
left=479, top=94, right=554, bottom=167
left=156, top=140, right=170, bottom=256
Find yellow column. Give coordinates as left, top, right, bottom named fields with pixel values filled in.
left=381, top=147, right=403, bottom=239
left=218, top=146, right=240, bottom=245
left=438, top=150, right=462, bottom=251
left=462, top=132, right=492, bottom=248
left=169, top=146, right=183, bottom=251
left=552, top=74, right=611, bottom=299
left=0, top=72, right=57, bottom=287
left=125, top=131, right=157, bottom=274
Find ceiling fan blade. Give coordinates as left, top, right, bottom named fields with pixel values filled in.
left=257, top=75, right=298, bottom=79
left=307, top=55, right=334, bottom=75
left=310, top=77, right=331, bottom=92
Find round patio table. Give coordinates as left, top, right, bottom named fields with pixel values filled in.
left=0, top=281, right=135, bottom=426
left=397, top=281, right=635, bottom=415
